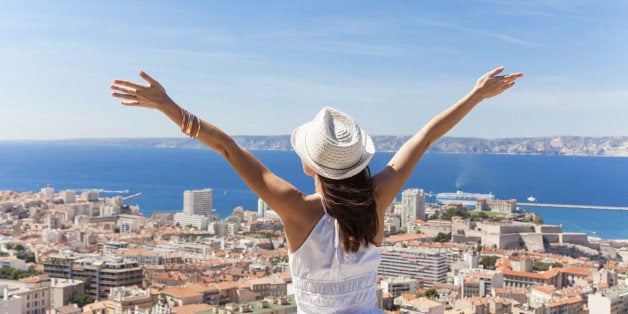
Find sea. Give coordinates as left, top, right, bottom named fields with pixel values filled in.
left=0, top=143, right=626, bottom=239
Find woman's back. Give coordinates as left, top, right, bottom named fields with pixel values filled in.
left=289, top=196, right=383, bottom=313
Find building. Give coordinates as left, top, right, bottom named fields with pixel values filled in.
left=544, top=296, right=584, bottom=313
left=50, top=278, right=85, bottom=309
left=401, top=189, right=425, bottom=229
left=59, top=190, right=76, bottom=204
left=102, top=241, right=129, bottom=255
left=116, top=248, right=162, bottom=265
left=457, top=270, right=503, bottom=298
left=0, top=256, right=28, bottom=271
left=380, top=276, right=421, bottom=298
left=501, top=268, right=562, bottom=290
left=588, top=285, right=628, bottom=314
left=50, top=304, right=82, bottom=314
left=257, top=199, right=280, bottom=220
left=0, top=286, right=23, bottom=314
left=44, top=253, right=143, bottom=300
left=476, top=198, right=517, bottom=213
left=0, top=275, right=52, bottom=314
left=396, top=296, right=444, bottom=314
left=240, top=275, right=287, bottom=297
left=183, top=188, right=213, bottom=216
left=257, top=198, right=271, bottom=218
left=174, top=212, right=209, bottom=230
left=379, top=246, right=447, bottom=287
left=81, top=190, right=99, bottom=202
left=107, top=286, right=154, bottom=314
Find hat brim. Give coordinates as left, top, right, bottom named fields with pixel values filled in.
left=291, top=121, right=375, bottom=180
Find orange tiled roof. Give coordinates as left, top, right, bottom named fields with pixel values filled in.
left=533, top=285, right=556, bottom=295
left=545, top=296, right=583, bottom=307
left=469, top=271, right=495, bottom=278
left=386, top=233, right=431, bottom=243
left=502, top=267, right=561, bottom=280
left=399, top=293, right=416, bottom=301
left=170, top=303, right=214, bottom=314
left=562, top=267, right=591, bottom=277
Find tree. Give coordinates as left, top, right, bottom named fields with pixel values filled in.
left=432, top=232, right=452, bottom=243
left=424, top=288, right=439, bottom=299
left=479, top=255, right=499, bottom=270
left=533, top=261, right=563, bottom=271
left=73, top=293, right=95, bottom=307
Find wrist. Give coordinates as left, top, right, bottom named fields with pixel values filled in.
left=468, top=88, right=486, bottom=103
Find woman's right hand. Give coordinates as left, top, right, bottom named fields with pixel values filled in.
left=473, top=66, right=524, bottom=100
left=110, top=71, right=175, bottom=111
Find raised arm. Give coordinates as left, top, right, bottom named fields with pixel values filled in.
left=373, top=67, right=523, bottom=209
left=110, top=71, right=304, bottom=217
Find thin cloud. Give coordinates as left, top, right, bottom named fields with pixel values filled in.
left=411, top=18, right=538, bottom=46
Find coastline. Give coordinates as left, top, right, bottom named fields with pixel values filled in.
left=2, top=136, right=627, bottom=157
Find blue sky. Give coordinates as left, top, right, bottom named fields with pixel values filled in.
left=1, top=0, right=626, bottom=140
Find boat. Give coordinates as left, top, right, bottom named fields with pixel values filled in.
left=436, top=190, right=495, bottom=206
left=527, top=196, right=536, bottom=202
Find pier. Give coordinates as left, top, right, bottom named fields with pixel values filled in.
left=519, top=202, right=628, bottom=211
left=123, top=192, right=143, bottom=201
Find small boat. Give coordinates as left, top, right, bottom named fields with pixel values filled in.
left=527, top=196, right=536, bottom=202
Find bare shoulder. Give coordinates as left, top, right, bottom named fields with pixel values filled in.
left=283, top=193, right=326, bottom=252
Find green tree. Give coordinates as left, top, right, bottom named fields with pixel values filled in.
left=73, top=293, right=95, bottom=307
left=479, top=255, right=499, bottom=270
left=431, top=207, right=470, bottom=221
left=432, top=232, right=452, bottom=243
left=424, top=288, right=439, bottom=299
left=533, top=261, right=563, bottom=271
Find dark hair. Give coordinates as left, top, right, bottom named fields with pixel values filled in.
left=319, top=166, right=378, bottom=253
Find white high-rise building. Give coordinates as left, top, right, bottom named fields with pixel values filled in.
left=258, top=198, right=271, bottom=217
left=401, top=188, right=425, bottom=228
left=183, top=188, right=213, bottom=216
left=257, top=198, right=280, bottom=220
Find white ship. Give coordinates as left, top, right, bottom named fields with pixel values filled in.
left=527, top=196, right=536, bottom=202
left=436, top=189, right=495, bottom=206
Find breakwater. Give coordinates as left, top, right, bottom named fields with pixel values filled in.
left=519, top=202, right=628, bottom=211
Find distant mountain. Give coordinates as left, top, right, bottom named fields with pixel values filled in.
left=29, top=136, right=628, bottom=157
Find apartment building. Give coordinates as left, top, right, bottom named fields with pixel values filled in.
left=379, top=246, right=447, bottom=287
left=44, top=253, right=143, bottom=300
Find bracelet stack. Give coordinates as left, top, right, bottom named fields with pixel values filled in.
left=181, top=108, right=201, bottom=139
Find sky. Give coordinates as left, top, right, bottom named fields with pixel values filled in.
left=1, top=0, right=627, bottom=140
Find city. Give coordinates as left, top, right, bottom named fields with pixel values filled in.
left=0, top=187, right=626, bottom=314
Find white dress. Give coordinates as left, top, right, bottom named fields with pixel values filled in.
left=289, top=196, right=384, bottom=313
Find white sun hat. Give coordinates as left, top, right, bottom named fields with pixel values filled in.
left=291, top=107, right=375, bottom=180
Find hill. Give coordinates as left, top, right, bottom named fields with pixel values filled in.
left=32, top=136, right=628, bottom=157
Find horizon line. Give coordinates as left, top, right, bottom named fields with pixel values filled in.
left=1, top=135, right=626, bottom=142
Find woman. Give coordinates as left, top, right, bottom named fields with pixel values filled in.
left=111, top=66, right=522, bottom=313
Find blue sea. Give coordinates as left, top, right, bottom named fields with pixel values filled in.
left=0, top=143, right=626, bottom=239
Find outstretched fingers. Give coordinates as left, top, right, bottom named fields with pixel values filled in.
left=486, top=66, right=505, bottom=78
left=110, top=84, right=136, bottom=94
left=139, top=71, right=160, bottom=87
left=112, top=79, right=145, bottom=90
